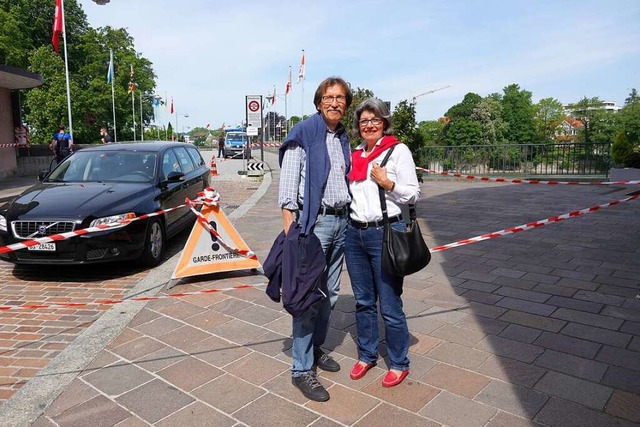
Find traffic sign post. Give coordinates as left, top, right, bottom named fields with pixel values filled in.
left=245, top=95, right=264, bottom=162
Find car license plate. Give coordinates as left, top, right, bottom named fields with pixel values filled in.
left=28, top=243, right=56, bottom=252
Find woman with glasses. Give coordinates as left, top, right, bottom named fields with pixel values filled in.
left=345, top=98, right=420, bottom=387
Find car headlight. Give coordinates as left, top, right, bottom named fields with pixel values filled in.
left=0, top=215, right=6, bottom=232
left=90, top=212, right=136, bottom=228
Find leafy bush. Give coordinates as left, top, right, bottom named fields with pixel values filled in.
left=611, top=131, right=633, bottom=166
left=624, top=151, right=640, bottom=168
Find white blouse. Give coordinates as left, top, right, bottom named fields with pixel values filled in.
left=349, top=140, right=420, bottom=223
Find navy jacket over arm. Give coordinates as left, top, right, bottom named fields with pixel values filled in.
left=264, top=222, right=328, bottom=318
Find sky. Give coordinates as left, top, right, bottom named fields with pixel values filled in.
left=78, top=0, right=640, bottom=131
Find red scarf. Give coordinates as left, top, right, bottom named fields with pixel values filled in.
left=348, top=135, right=399, bottom=182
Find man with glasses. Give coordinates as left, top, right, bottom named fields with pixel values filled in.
left=278, top=77, right=353, bottom=401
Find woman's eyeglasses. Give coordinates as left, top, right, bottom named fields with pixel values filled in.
left=358, top=118, right=383, bottom=126
left=321, top=95, right=347, bottom=104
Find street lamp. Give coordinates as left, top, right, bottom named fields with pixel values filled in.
left=92, top=0, right=110, bottom=4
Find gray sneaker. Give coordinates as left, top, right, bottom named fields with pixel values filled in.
left=292, top=372, right=330, bottom=402
left=314, top=348, right=340, bottom=372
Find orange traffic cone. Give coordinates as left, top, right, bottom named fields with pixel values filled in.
left=210, top=156, right=218, bottom=177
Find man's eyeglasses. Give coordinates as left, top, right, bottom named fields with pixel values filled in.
left=358, top=118, right=383, bottom=126
left=321, top=95, right=347, bottom=104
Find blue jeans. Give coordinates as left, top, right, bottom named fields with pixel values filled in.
left=291, top=213, right=347, bottom=376
left=345, top=221, right=410, bottom=371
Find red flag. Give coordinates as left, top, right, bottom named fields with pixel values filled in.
left=285, top=67, right=292, bottom=95
left=220, top=122, right=225, bottom=130
left=271, top=86, right=276, bottom=105
left=297, top=50, right=305, bottom=83
left=52, top=0, right=62, bottom=54
left=170, top=98, right=174, bottom=114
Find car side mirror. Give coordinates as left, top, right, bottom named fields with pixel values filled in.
left=38, top=170, right=49, bottom=182
left=166, top=171, right=185, bottom=182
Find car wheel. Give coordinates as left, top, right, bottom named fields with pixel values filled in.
left=140, top=218, right=165, bottom=266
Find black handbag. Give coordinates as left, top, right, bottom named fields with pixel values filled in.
left=377, top=146, right=431, bottom=277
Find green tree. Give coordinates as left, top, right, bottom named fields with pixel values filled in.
left=534, top=97, right=565, bottom=141
left=501, top=84, right=537, bottom=144
left=442, top=92, right=482, bottom=147
left=445, top=118, right=482, bottom=146
left=417, top=120, right=446, bottom=146
left=620, top=88, right=640, bottom=145
left=2, top=1, right=157, bottom=144
left=611, top=131, right=633, bottom=166
left=625, top=88, right=639, bottom=105
left=167, top=122, right=174, bottom=140
left=471, top=97, right=507, bottom=146
left=342, top=86, right=375, bottom=144
left=568, top=97, right=619, bottom=143
left=392, top=100, right=425, bottom=167
left=444, top=92, right=482, bottom=121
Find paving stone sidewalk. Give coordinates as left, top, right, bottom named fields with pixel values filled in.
left=3, top=150, right=640, bottom=426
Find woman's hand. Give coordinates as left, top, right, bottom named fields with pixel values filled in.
left=371, top=163, right=395, bottom=191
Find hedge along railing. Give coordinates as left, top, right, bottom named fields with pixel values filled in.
left=416, top=142, right=612, bottom=177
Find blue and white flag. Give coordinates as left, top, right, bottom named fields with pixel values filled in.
left=106, top=50, right=114, bottom=84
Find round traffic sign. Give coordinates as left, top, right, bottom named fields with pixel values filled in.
left=248, top=100, right=260, bottom=112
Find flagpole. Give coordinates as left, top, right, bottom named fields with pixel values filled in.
left=299, top=49, right=305, bottom=119
left=109, top=49, right=117, bottom=142
left=164, top=92, right=168, bottom=140
left=131, top=87, right=136, bottom=141
left=60, top=0, right=73, bottom=140
left=286, top=65, right=290, bottom=136
left=139, top=91, right=144, bottom=141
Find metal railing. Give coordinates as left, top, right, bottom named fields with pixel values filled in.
left=416, top=142, right=612, bottom=177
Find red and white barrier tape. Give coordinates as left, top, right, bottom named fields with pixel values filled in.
left=0, top=283, right=267, bottom=311
left=0, top=187, right=253, bottom=258
left=416, top=167, right=640, bottom=186
left=4, top=191, right=638, bottom=311
left=249, top=142, right=281, bottom=148
left=0, top=204, right=189, bottom=254
left=430, top=193, right=640, bottom=253
left=0, top=143, right=30, bottom=148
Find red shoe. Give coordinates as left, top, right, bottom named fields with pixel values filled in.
left=382, top=370, right=409, bottom=387
left=350, top=362, right=374, bottom=380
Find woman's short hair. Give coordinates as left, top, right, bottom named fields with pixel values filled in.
left=313, top=77, right=353, bottom=110
left=352, top=98, right=393, bottom=137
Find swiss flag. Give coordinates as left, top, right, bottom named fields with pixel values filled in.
left=170, top=98, right=174, bottom=114
left=52, top=0, right=62, bottom=54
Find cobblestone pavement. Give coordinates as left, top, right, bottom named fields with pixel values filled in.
left=0, top=150, right=260, bottom=404
left=2, top=148, right=640, bottom=426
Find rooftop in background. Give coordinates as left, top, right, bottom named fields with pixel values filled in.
left=0, top=65, right=42, bottom=90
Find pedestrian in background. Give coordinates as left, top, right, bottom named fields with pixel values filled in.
left=278, top=76, right=353, bottom=402
left=217, top=135, right=225, bottom=158
left=345, top=98, right=420, bottom=388
left=50, top=125, right=73, bottom=164
left=100, top=127, right=112, bottom=144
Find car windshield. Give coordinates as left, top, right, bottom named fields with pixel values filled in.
left=46, top=151, right=158, bottom=183
left=227, top=133, right=247, bottom=143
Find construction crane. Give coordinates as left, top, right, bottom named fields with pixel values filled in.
left=411, top=85, right=451, bottom=105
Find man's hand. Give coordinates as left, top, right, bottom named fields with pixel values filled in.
left=281, top=208, right=295, bottom=235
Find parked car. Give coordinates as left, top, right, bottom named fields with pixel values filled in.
left=0, top=142, right=209, bottom=266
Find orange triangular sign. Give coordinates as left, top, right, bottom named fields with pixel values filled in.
left=172, top=204, right=261, bottom=279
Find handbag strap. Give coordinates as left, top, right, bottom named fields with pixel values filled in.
left=376, top=145, right=417, bottom=225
